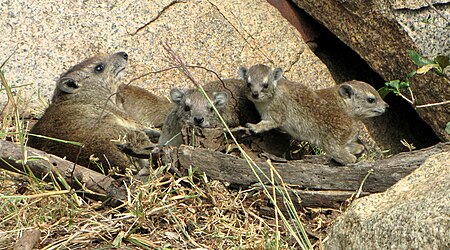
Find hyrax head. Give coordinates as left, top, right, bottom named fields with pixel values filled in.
left=170, top=88, right=228, bottom=128
left=239, top=64, right=282, bottom=102
left=338, top=80, right=389, bottom=119
left=52, top=51, right=128, bottom=103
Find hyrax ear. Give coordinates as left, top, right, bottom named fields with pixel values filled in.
left=213, top=91, right=228, bottom=108
left=170, top=88, right=184, bottom=104
left=339, top=84, right=354, bottom=99
left=238, top=67, right=248, bottom=80
left=58, top=77, right=80, bottom=94
left=273, top=68, right=283, bottom=81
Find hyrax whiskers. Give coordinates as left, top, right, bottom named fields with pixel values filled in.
left=239, top=64, right=361, bottom=165
left=28, top=52, right=153, bottom=173
left=316, top=80, right=388, bottom=120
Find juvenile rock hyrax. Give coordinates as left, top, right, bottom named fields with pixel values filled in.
left=316, top=80, right=388, bottom=120
left=158, top=88, right=229, bottom=146
left=158, top=79, right=260, bottom=146
left=239, top=64, right=362, bottom=165
left=28, top=52, right=153, bottom=173
left=117, top=84, right=173, bottom=128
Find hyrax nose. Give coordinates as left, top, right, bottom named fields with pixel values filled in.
left=117, top=52, right=128, bottom=60
left=194, top=116, right=204, bottom=125
left=252, top=91, right=259, bottom=99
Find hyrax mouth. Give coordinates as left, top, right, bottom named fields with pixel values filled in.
left=115, top=67, right=126, bottom=78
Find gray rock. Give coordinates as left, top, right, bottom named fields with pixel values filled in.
left=325, top=151, right=450, bottom=250
left=292, top=0, right=450, bottom=141
left=0, top=0, right=335, bottom=114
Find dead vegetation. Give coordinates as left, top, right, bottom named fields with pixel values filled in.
left=0, top=49, right=332, bottom=249
left=0, top=158, right=335, bottom=249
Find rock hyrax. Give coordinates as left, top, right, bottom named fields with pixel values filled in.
left=28, top=52, right=152, bottom=173
left=316, top=80, right=388, bottom=120
left=158, top=88, right=229, bottom=146
left=239, top=64, right=361, bottom=165
left=158, top=79, right=261, bottom=146
left=117, top=84, right=173, bottom=128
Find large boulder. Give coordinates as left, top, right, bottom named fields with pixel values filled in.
left=292, top=0, right=450, bottom=140
left=0, top=0, right=335, bottom=113
left=325, top=150, right=450, bottom=249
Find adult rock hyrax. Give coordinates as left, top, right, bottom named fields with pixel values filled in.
left=28, top=52, right=153, bottom=173
left=239, top=64, right=362, bottom=165
left=158, top=79, right=260, bottom=146
left=316, top=80, right=388, bottom=120
left=116, top=84, right=172, bottom=128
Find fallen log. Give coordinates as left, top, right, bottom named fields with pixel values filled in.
left=119, top=142, right=449, bottom=208
left=0, top=140, right=125, bottom=201
left=2, top=139, right=448, bottom=208
left=176, top=142, right=449, bottom=193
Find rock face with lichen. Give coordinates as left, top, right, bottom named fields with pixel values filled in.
left=292, top=0, right=450, bottom=141
left=0, top=0, right=335, bottom=114
left=325, top=151, right=450, bottom=249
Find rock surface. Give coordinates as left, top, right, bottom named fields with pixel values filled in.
left=0, top=0, right=335, bottom=114
left=325, top=151, right=450, bottom=249
left=292, top=0, right=450, bottom=140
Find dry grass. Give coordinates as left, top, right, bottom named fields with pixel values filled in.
left=0, top=54, right=338, bottom=249
left=0, top=162, right=327, bottom=249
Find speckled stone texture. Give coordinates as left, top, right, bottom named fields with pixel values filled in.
left=325, top=151, right=450, bottom=250
left=292, top=0, right=450, bottom=141
left=0, top=0, right=335, bottom=115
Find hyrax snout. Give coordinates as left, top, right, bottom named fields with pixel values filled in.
left=316, top=80, right=389, bottom=120
left=28, top=52, right=153, bottom=173
left=158, top=88, right=229, bottom=146
left=239, top=64, right=363, bottom=165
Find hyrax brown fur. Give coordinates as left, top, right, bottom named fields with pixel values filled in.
left=316, top=80, right=388, bottom=120
left=28, top=52, right=153, bottom=173
left=117, top=84, right=173, bottom=128
left=158, top=79, right=260, bottom=146
left=239, top=64, right=362, bottom=165
left=158, top=87, right=229, bottom=146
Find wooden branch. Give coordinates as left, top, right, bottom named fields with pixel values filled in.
left=2, top=139, right=447, bottom=208
left=176, top=142, right=449, bottom=193
left=114, top=142, right=448, bottom=207
left=0, top=140, right=125, bottom=201
left=255, top=185, right=369, bottom=210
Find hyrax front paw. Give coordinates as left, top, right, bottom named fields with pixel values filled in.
left=245, top=123, right=260, bottom=134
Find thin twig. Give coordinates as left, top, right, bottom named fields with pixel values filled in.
left=424, top=0, right=450, bottom=24
left=416, top=100, right=450, bottom=108
left=398, top=93, right=414, bottom=105
left=356, top=169, right=373, bottom=199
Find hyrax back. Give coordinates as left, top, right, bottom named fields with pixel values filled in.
left=239, top=64, right=360, bottom=165
left=117, top=84, right=173, bottom=128
left=28, top=52, right=152, bottom=173
left=316, top=80, right=388, bottom=120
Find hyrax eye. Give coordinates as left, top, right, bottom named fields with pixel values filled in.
left=367, top=97, right=376, bottom=103
left=184, top=105, right=191, bottom=112
left=94, top=64, right=105, bottom=73
left=209, top=106, right=214, bottom=112
left=262, top=83, right=269, bottom=89
left=246, top=82, right=251, bottom=88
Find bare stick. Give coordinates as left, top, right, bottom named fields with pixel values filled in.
left=416, top=100, right=450, bottom=108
